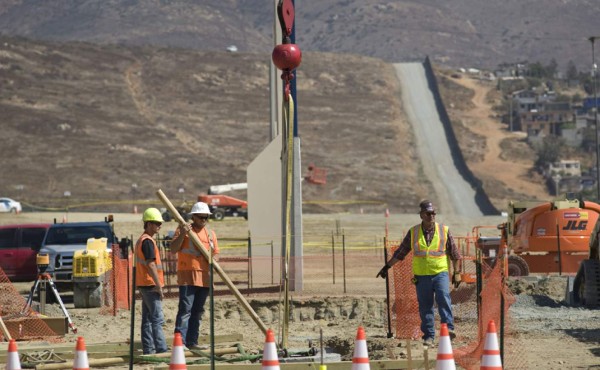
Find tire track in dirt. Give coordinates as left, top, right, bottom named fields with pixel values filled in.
left=451, top=77, right=549, bottom=197
left=124, top=61, right=211, bottom=157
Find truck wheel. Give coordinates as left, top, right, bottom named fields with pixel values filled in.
left=213, top=209, right=225, bottom=221
left=162, top=212, right=172, bottom=222
left=74, top=283, right=103, bottom=308
left=573, top=259, right=600, bottom=307
left=507, top=255, right=529, bottom=276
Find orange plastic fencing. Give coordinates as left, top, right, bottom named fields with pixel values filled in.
left=100, top=244, right=132, bottom=315
left=387, top=238, right=527, bottom=370
left=0, top=267, right=62, bottom=342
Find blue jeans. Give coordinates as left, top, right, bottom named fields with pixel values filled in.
left=174, top=285, right=210, bottom=347
left=139, top=287, right=168, bottom=354
left=415, top=271, right=454, bottom=340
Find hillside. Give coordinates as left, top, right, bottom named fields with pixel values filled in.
left=0, top=1, right=597, bottom=71
left=0, top=36, right=430, bottom=213
left=436, top=71, right=552, bottom=210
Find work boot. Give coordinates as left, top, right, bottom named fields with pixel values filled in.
left=423, top=338, right=434, bottom=347
left=449, top=330, right=456, bottom=340
left=189, top=344, right=209, bottom=350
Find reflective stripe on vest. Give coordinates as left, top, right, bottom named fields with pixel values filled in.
left=411, top=223, right=449, bottom=275
left=177, top=226, right=216, bottom=271
left=135, top=234, right=164, bottom=287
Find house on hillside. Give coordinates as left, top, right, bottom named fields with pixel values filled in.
left=519, top=110, right=572, bottom=145
left=546, top=160, right=584, bottom=195
left=547, top=160, right=582, bottom=177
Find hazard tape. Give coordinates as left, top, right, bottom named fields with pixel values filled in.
left=21, top=199, right=162, bottom=211
left=303, top=200, right=386, bottom=205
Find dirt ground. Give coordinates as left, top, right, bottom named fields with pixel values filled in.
left=2, top=212, right=600, bottom=369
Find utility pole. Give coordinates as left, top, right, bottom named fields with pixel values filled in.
left=590, top=36, right=600, bottom=200
left=509, top=96, right=513, bottom=132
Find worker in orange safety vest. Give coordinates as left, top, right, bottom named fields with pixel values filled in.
left=135, top=207, right=168, bottom=355
left=169, top=201, right=219, bottom=349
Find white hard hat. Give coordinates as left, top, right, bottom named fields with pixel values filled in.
left=190, top=202, right=212, bottom=215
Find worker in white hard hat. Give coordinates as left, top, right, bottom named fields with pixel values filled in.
left=135, top=208, right=168, bottom=354
left=169, top=201, right=219, bottom=349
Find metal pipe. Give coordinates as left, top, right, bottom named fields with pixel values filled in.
left=590, top=36, right=600, bottom=200
left=342, top=231, right=346, bottom=294
left=383, top=237, right=393, bottom=338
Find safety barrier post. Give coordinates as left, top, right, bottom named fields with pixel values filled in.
left=476, top=248, right=482, bottom=331
left=500, top=275, right=505, bottom=364
left=112, top=243, right=118, bottom=316
left=331, top=231, right=336, bottom=285
left=270, top=241, right=274, bottom=285
left=247, top=231, right=252, bottom=290
left=342, top=231, right=347, bottom=294
left=383, top=237, right=393, bottom=338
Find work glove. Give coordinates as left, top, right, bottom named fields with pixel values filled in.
left=376, top=264, right=390, bottom=279
left=452, top=272, right=462, bottom=288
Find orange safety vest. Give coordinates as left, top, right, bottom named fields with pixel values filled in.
left=176, top=226, right=218, bottom=272
left=135, top=233, right=164, bottom=287
left=410, top=222, right=449, bottom=275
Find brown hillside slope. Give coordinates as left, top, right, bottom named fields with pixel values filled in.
left=437, top=72, right=551, bottom=210
left=0, top=37, right=428, bottom=213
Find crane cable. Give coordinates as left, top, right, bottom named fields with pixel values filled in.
left=281, top=92, right=295, bottom=350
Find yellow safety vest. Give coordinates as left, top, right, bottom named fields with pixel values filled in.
left=410, top=223, right=449, bottom=275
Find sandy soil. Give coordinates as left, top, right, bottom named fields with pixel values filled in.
left=449, top=76, right=549, bottom=198
left=2, top=212, right=600, bottom=369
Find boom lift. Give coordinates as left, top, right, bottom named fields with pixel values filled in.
left=503, top=197, right=600, bottom=275
left=162, top=183, right=248, bottom=221
left=474, top=195, right=600, bottom=276
left=573, top=219, right=600, bottom=307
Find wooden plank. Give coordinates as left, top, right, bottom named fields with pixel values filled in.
left=0, top=315, right=12, bottom=341
left=157, top=359, right=438, bottom=370
left=0, top=333, right=244, bottom=362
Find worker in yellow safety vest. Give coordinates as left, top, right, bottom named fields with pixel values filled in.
left=135, top=208, right=168, bottom=355
left=377, top=200, right=462, bottom=347
left=169, top=201, right=219, bottom=349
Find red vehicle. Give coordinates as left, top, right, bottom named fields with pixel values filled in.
left=0, top=223, right=50, bottom=281
left=162, top=183, right=249, bottom=222
left=197, top=194, right=248, bottom=221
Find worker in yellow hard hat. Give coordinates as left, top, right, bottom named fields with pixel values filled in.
left=135, top=207, right=168, bottom=354
left=169, top=201, right=219, bottom=350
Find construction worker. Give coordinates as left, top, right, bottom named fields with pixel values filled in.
left=169, top=201, right=219, bottom=349
left=376, top=200, right=462, bottom=347
left=135, top=208, right=168, bottom=355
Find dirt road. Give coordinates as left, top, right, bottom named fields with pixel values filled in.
left=450, top=76, right=549, bottom=197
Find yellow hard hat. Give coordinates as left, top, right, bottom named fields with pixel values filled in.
left=142, top=208, right=164, bottom=223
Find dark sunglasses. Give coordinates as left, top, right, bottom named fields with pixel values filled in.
left=149, top=221, right=162, bottom=226
left=193, top=214, right=210, bottom=220
left=422, top=211, right=436, bottom=216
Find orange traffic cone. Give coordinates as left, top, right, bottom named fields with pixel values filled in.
left=169, top=332, right=187, bottom=370
left=351, top=326, right=370, bottom=370
left=480, top=320, right=503, bottom=370
left=6, top=339, right=21, bottom=370
left=435, top=324, right=456, bottom=370
left=73, top=337, right=89, bottom=370
left=262, top=329, right=280, bottom=370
